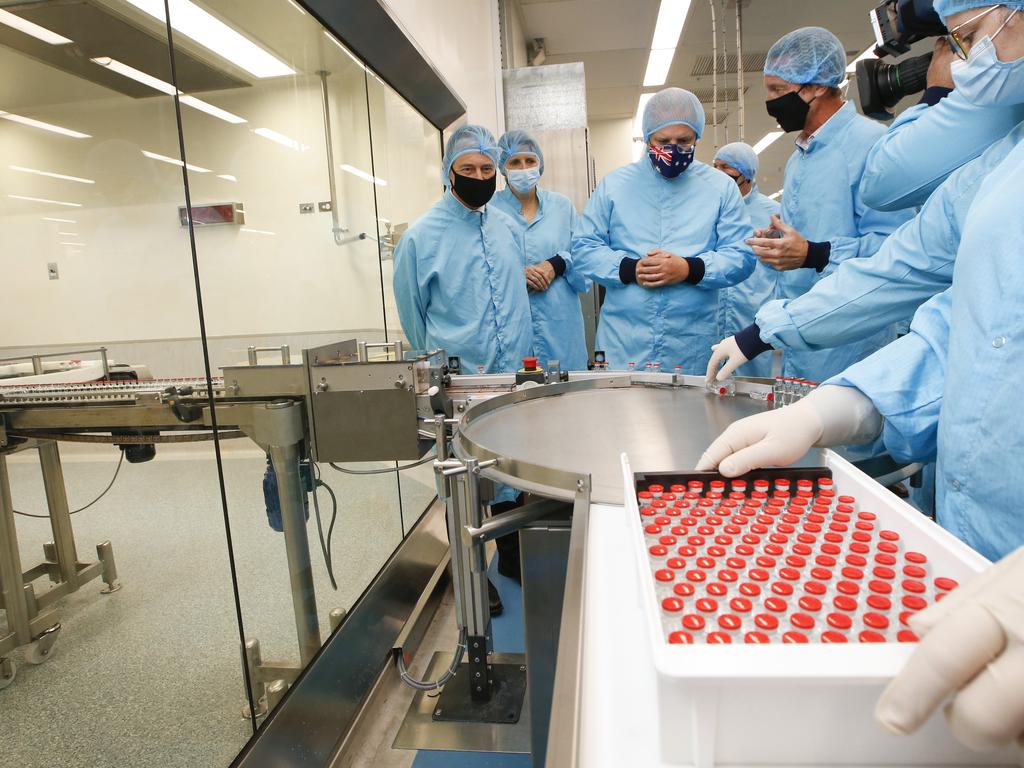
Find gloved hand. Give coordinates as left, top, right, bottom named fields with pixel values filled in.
left=706, top=336, right=748, bottom=385
left=876, top=546, right=1024, bottom=753
left=695, top=385, right=883, bottom=476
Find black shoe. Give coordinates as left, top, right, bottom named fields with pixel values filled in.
left=496, top=552, right=521, bottom=584
left=488, top=579, right=504, bottom=617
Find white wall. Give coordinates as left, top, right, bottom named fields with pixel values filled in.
left=588, top=117, right=635, bottom=183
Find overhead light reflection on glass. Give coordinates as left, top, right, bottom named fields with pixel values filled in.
left=9, top=194, right=82, bottom=207
left=141, top=149, right=211, bottom=173
left=339, top=164, right=387, bottom=186
left=254, top=127, right=308, bottom=151
left=10, top=165, right=95, bottom=184
left=0, top=8, right=72, bottom=45
left=217, top=174, right=237, bottom=182
left=240, top=227, right=275, bottom=236
left=753, top=131, right=785, bottom=154
left=42, top=216, right=76, bottom=224
left=0, top=111, right=90, bottom=138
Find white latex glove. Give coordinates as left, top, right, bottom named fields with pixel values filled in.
left=705, top=336, right=748, bottom=385
left=876, top=546, right=1024, bottom=753
left=695, top=385, right=883, bottom=476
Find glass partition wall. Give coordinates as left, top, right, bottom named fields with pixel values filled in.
left=0, top=1, right=443, bottom=765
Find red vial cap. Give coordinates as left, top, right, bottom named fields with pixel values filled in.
left=754, top=614, right=779, bottom=630
left=765, top=597, right=788, bottom=613
left=726, top=557, right=746, bottom=570
left=638, top=491, right=653, bottom=499
left=718, top=614, right=742, bottom=631
left=765, top=543, right=785, bottom=556
left=836, top=505, right=855, bottom=515
left=769, top=533, right=789, bottom=545
left=824, top=532, right=844, bottom=544
left=662, top=597, right=684, bottom=612
left=686, top=570, right=707, bottom=582
left=821, top=543, right=842, bottom=556
left=783, top=631, right=809, bottom=644
left=816, top=555, right=838, bottom=567
left=879, top=530, right=901, bottom=542
left=739, top=582, right=762, bottom=597
left=744, top=631, right=771, bottom=644
left=858, top=631, right=887, bottom=643
left=829, top=522, right=849, bottom=533
left=682, top=614, right=706, bottom=630
left=645, top=524, right=663, bottom=535
left=867, top=595, right=892, bottom=611
left=786, top=555, right=807, bottom=568
left=697, top=526, right=715, bottom=536
left=736, top=544, right=755, bottom=556
left=707, top=631, right=733, bottom=644
left=811, top=567, right=833, bottom=581
left=855, top=521, right=875, bottom=532
left=730, top=597, right=753, bottom=613
left=756, top=556, right=776, bottom=569
left=718, top=569, right=739, bottom=583
left=902, top=579, right=926, bottom=594
left=666, top=557, right=687, bottom=569
left=902, top=595, right=927, bottom=611
left=905, top=551, right=928, bottom=564
left=827, top=613, right=853, bottom=630
left=803, top=522, right=823, bottom=534
left=678, top=545, right=698, bottom=557
left=804, top=581, right=827, bottom=595
left=655, top=569, right=675, bottom=582
left=696, top=597, right=718, bottom=613
left=707, top=582, right=728, bottom=597
left=799, top=595, right=823, bottom=612
left=793, top=543, right=813, bottom=556
left=659, top=535, right=678, bottom=546
left=688, top=481, right=704, bottom=490
left=850, top=541, right=871, bottom=554
left=864, top=612, right=890, bottom=629
left=875, top=553, right=897, bottom=566
left=771, top=582, right=795, bottom=596
left=688, top=536, right=706, bottom=547
left=878, top=541, right=899, bottom=554
left=648, top=484, right=665, bottom=493
left=838, top=495, right=855, bottom=504
left=779, top=567, right=801, bottom=581
left=670, top=526, right=688, bottom=536
left=640, top=508, right=656, bottom=518
left=899, top=611, right=915, bottom=626
left=649, top=545, right=668, bottom=557
left=670, top=484, right=686, bottom=493
left=742, top=534, right=761, bottom=546
left=903, top=565, right=927, bottom=579
left=935, top=577, right=959, bottom=591
left=707, top=546, right=727, bottom=557
left=715, top=534, right=733, bottom=546
left=897, top=629, right=920, bottom=643
left=873, top=566, right=896, bottom=580
left=846, top=554, right=868, bottom=568
left=841, top=567, right=865, bottom=580
left=868, top=580, right=893, bottom=594
left=833, top=595, right=858, bottom=612
left=822, top=631, right=848, bottom=644
left=790, top=613, right=815, bottom=630
left=696, top=557, right=716, bottom=569
left=668, top=631, right=695, bottom=644
left=836, top=580, right=860, bottom=595
left=749, top=568, right=770, bottom=582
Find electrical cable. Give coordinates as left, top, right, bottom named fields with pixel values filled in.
left=396, top=627, right=468, bottom=691
left=328, top=452, right=435, bottom=475
left=311, top=463, right=338, bottom=590
left=13, top=452, right=124, bottom=519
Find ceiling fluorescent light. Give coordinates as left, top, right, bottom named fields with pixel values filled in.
left=240, top=227, right=275, bottom=236
left=59, top=242, right=86, bottom=246
left=42, top=217, right=76, bottom=223
left=0, top=8, right=72, bottom=45
left=123, top=0, right=295, bottom=78
left=254, top=127, right=308, bottom=151
left=0, top=111, right=90, bottom=138
left=339, top=164, right=387, bottom=186
left=92, top=58, right=246, bottom=124
left=8, top=194, right=82, bottom=207
left=57, top=231, right=79, bottom=236
left=217, top=174, right=237, bottom=182
left=846, top=46, right=877, bottom=74
left=752, top=131, right=785, bottom=154
left=768, top=189, right=783, bottom=200
left=141, top=149, right=211, bottom=173
left=651, top=0, right=692, bottom=49
left=10, top=165, right=95, bottom=184
left=643, top=48, right=676, bottom=87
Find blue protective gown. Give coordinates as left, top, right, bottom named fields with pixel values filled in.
left=829, top=139, right=1024, bottom=561
left=717, top=184, right=781, bottom=378
left=769, top=101, right=913, bottom=383
left=861, top=89, right=1024, bottom=212
left=572, top=158, right=755, bottom=374
left=489, top=187, right=590, bottom=371
left=393, top=189, right=533, bottom=374
left=756, top=120, right=1024, bottom=354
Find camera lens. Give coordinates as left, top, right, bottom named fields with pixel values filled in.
left=856, top=52, right=932, bottom=120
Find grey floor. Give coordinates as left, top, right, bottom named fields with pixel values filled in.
left=0, top=441, right=436, bottom=768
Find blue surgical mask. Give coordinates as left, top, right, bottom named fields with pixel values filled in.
left=507, top=167, right=540, bottom=194
left=648, top=143, right=695, bottom=179
left=951, top=12, right=1024, bottom=107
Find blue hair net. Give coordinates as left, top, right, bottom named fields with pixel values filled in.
left=497, top=130, right=545, bottom=175
left=442, top=125, right=500, bottom=186
left=714, top=142, right=759, bottom=181
left=934, top=0, right=1024, bottom=22
left=643, top=87, right=706, bottom=142
left=764, top=27, right=846, bottom=87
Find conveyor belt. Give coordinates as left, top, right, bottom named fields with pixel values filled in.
left=0, top=377, right=224, bottom=406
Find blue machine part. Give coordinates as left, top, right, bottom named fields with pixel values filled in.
left=262, top=456, right=313, bottom=532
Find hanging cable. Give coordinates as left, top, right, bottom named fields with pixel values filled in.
left=13, top=452, right=125, bottom=519
left=328, top=452, right=435, bottom=476
left=396, top=627, right=468, bottom=691
left=311, top=463, right=339, bottom=590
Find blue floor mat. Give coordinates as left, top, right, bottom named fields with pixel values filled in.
left=411, top=559, right=528, bottom=768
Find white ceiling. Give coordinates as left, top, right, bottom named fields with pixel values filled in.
left=520, top=0, right=912, bottom=191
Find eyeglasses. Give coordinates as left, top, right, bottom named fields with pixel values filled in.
left=948, top=5, right=1017, bottom=59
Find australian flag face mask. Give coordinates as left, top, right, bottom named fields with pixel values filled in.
left=648, top=142, right=695, bottom=179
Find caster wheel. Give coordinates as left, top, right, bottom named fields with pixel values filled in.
left=25, top=624, right=61, bottom=665
left=0, top=658, right=15, bottom=690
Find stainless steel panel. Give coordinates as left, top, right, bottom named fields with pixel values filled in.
left=308, top=389, right=420, bottom=462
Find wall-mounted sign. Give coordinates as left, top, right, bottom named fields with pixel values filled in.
left=179, top=202, right=245, bottom=227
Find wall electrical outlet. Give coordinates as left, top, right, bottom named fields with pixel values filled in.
left=318, top=201, right=333, bottom=212
left=299, top=202, right=315, bottom=214
left=47, top=262, right=59, bottom=280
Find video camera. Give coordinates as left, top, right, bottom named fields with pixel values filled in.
left=857, top=0, right=948, bottom=119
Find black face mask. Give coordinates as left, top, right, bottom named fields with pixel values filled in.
left=766, top=88, right=811, bottom=133
left=451, top=171, right=496, bottom=208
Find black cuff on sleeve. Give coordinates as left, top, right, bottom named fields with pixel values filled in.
left=683, top=257, right=705, bottom=285
left=919, top=86, right=953, bottom=107
left=804, top=241, right=831, bottom=273
left=547, top=255, right=567, bottom=277
left=734, top=323, right=773, bottom=360
left=619, top=257, right=639, bottom=284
